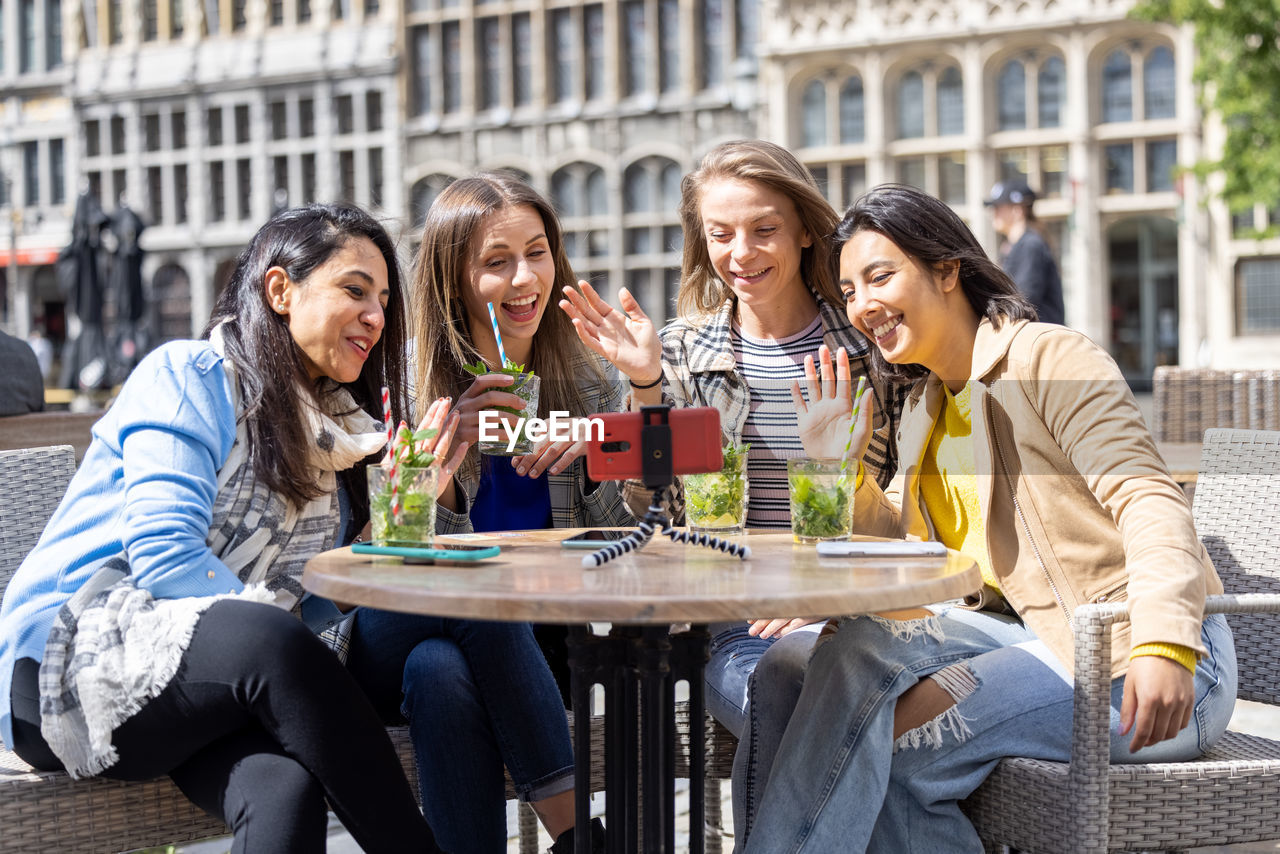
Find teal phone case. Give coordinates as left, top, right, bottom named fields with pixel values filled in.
left=351, top=542, right=501, bottom=562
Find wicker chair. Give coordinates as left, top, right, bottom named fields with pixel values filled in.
left=1152, top=367, right=1280, bottom=443
left=962, top=428, right=1280, bottom=853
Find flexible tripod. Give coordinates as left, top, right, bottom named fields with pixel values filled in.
left=581, top=405, right=751, bottom=568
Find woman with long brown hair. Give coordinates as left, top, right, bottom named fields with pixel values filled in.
left=345, top=172, right=629, bottom=854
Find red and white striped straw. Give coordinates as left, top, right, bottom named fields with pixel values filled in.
left=381, top=386, right=393, bottom=464
left=389, top=419, right=408, bottom=525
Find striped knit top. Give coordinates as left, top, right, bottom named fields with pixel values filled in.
left=731, top=314, right=826, bottom=528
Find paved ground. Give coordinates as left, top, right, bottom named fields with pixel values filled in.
left=171, top=701, right=1280, bottom=854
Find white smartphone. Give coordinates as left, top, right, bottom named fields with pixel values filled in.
left=816, top=541, right=948, bottom=558
left=560, top=529, right=633, bottom=549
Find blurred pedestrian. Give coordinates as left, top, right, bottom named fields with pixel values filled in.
left=985, top=180, right=1064, bottom=325
left=27, top=324, right=54, bottom=381
left=0, top=329, right=45, bottom=415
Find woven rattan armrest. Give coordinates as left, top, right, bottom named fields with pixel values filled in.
left=1066, top=593, right=1280, bottom=852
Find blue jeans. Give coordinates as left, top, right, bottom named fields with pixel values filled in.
left=705, top=621, right=821, bottom=840
left=346, top=609, right=574, bottom=854
left=742, top=607, right=1236, bottom=854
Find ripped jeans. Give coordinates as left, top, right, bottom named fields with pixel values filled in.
left=741, top=606, right=1236, bottom=854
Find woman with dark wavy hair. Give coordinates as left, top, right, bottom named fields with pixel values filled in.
left=0, top=203, right=465, bottom=853
left=741, top=185, right=1235, bottom=852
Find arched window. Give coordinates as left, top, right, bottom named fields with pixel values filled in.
left=801, top=79, right=827, bottom=147
left=621, top=158, right=680, bottom=216
left=586, top=168, right=608, bottom=217
left=1038, top=56, right=1065, bottom=128
left=1102, top=49, right=1132, bottom=123
left=936, top=66, right=964, bottom=135
left=551, top=170, right=577, bottom=217
left=553, top=162, right=611, bottom=275
left=1144, top=46, right=1175, bottom=120
left=660, top=161, right=681, bottom=209
left=624, top=163, right=654, bottom=213
left=839, top=75, right=865, bottom=143
left=623, top=155, right=682, bottom=323
left=410, top=173, right=454, bottom=228
left=897, top=70, right=924, bottom=139
left=997, top=60, right=1026, bottom=131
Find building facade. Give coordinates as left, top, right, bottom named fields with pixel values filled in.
left=0, top=0, right=71, bottom=343
left=758, top=0, right=1280, bottom=380
left=5, top=0, right=404, bottom=345
left=402, top=0, right=761, bottom=325
left=1, top=0, right=1277, bottom=383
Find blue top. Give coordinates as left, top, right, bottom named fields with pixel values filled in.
left=469, top=456, right=552, bottom=533
left=0, top=340, right=352, bottom=747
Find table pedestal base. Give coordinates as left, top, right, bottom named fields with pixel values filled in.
left=567, top=624, right=711, bottom=854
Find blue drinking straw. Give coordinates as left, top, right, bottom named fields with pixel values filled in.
left=486, top=302, right=508, bottom=368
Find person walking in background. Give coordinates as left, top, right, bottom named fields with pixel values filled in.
left=985, top=180, right=1065, bottom=325
left=26, top=324, right=55, bottom=384
left=0, top=329, right=45, bottom=415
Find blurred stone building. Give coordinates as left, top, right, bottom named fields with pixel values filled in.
left=401, top=0, right=760, bottom=325
left=0, top=0, right=71, bottom=341
left=66, top=0, right=403, bottom=341
left=758, top=0, right=1280, bottom=381
left=1, top=0, right=1277, bottom=382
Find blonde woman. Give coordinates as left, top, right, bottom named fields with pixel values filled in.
left=560, top=140, right=905, bottom=835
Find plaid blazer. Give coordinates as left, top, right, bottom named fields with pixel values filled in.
left=437, top=353, right=637, bottom=534
left=623, top=294, right=905, bottom=521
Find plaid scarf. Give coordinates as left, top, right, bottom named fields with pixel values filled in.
left=38, top=327, right=385, bottom=778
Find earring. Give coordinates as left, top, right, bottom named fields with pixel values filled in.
left=276, top=302, right=285, bottom=312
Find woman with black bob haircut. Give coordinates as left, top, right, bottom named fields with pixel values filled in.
left=0, top=203, right=465, bottom=853
left=741, top=185, right=1235, bottom=852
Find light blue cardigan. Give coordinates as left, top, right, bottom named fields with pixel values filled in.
left=2, top=340, right=261, bottom=747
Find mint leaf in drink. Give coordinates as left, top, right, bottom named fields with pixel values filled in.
left=790, top=473, right=851, bottom=540
left=685, top=443, right=750, bottom=529
left=462, top=360, right=533, bottom=378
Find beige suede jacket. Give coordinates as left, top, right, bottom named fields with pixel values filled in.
left=852, top=318, right=1223, bottom=677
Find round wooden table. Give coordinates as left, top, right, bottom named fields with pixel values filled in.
left=303, top=529, right=980, bottom=854
left=304, top=529, right=980, bottom=623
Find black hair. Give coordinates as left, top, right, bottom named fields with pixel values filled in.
left=204, top=203, right=408, bottom=529
left=836, top=184, right=1037, bottom=382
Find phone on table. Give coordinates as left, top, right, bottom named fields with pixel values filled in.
left=815, top=541, right=947, bottom=558
left=585, top=407, right=723, bottom=482
left=560, top=529, right=633, bottom=549
left=351, top=541, right=501, bottom=564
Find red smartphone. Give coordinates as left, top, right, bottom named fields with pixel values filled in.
left=586, top=407, right=723, bottom=481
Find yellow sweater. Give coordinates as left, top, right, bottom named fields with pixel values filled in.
left=918, top=383, right=1194, bottom=673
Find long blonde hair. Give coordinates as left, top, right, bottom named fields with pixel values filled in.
left=410, top=171, right=604, bottom=417
left=676, top=139, right=840, bottom=318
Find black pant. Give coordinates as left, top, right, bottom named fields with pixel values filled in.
left=11, top=599, right=441, bottom=854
